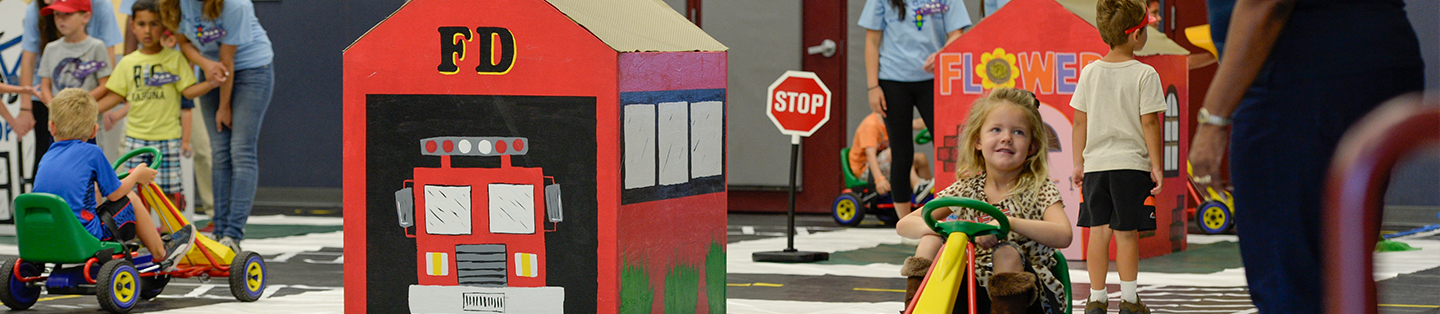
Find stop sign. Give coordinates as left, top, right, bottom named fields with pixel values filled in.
left=766, top=71, right=832, bottom=137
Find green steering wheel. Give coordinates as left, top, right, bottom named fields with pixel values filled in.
left=920, top=197, right=1010, bottom=240
left=112, top=147, right=162, bottom=180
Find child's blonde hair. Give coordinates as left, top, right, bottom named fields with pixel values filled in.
left=1097, top=0, right=1146, bottom=47
left=49, top=88, right=98, bottom=140
left=956, top=88, right=1050, bottom=196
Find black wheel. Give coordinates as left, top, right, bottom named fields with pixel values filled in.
left=1197, top=201, right=1233, bottom=234
left=140, top=275, right=170, bottom=300
left=832, top=193, right=865, bottom=226
left=96, top=259, right=139, bottom=313
left=229, top=251, right=266, bottom=302
left=0, top=258, right=42, bottom=310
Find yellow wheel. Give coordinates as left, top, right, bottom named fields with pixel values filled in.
left=229, top=251, right=266, bottom=302
left=832, top=193, right=865, bottom=226
left=1198, top=201, right=1233, bottom=234
left=97, top=260, right=138, bottom=313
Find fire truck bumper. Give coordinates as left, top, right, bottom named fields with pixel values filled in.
left=408, top=285, right=565, bottom=313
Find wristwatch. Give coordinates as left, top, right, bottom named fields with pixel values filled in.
left=1197, top=108, right=1231, bottom=126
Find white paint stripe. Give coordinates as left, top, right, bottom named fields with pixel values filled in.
left=149, top=288, right=344, bottom=313
left=1228, top=309, right=1259, bottom=314
left=742, top=226, right=755, bottom=235
left=270, top=252, right=300, bottom=263
left=260, top=284, right=284, bottom=299
left=184, top=284, right=217, bottom=298
left=242, top=215, right=343, bottom=226
left=727, top=299, right=903, bottom=314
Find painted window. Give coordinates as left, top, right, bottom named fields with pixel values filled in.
left=1163, top=86, right=1180, bottom=177
left=424, top=185, right=472, bottom=235
left=488, top=184, right=535, bottom=234
left=620, top=89, right=727, bottom=204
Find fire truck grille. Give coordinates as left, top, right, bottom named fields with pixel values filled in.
left=455, top=244, right=507, bottom=287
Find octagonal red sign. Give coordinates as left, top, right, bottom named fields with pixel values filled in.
left=766, top=70, right=832, bottom=137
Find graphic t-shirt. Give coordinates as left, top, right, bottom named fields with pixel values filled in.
left=37, top=37, right=113, bottom=93
left=177, top=0, right=273, bottom=70
left=106, top=48, right=197, bottom=141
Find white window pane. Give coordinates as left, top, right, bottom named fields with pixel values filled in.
left=691, top=101, right=724, bottom=179
left=489, top=184, right=535, bottom=234
left=624, top=105, right=656, bottom=189
left=424, top=185, right=472, bottom=235
left=658, top=101, right=689, bottom=185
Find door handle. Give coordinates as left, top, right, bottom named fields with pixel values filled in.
left=806, top=39, right=837, bottom=58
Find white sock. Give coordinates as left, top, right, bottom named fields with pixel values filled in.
left=1089, top=287, right=1107, bottom=302
left=1120, top=280, right=1138, bottom=303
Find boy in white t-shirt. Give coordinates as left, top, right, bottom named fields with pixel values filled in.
left=1069, top=0, right=1165, bottom=313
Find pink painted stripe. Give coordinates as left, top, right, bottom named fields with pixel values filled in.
left=618, top=52, right=727, bottom=92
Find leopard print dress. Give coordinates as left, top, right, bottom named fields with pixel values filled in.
left=936, top=173, right=1067, bottom=314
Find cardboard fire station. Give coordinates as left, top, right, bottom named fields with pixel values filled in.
left=342, top=0, right=729, bottom=313
left=931, top=0, right=1190, bottom=260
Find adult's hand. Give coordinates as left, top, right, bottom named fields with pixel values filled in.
left=215, top=106, right=232, bottom=132
left=203, top=60, right=230, bottom=84
left=868, top=87, right=887, bottom=117
left=1188, top=124, right=1229, bottom=195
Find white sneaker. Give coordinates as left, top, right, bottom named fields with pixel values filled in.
left=218, top=236, right=242, bottom=253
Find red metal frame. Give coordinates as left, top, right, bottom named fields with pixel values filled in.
left=1322, top=93, right=1436, bottom=314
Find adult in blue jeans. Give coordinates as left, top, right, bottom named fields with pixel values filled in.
left=1189, top=0, right=1423, bottom=313
left=160, top=0, right=274, bottom=252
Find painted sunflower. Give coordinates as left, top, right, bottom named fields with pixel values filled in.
left=974, top=47, right=1019, bottom=90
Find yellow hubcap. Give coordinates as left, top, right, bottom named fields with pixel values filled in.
left=1203, top=206, right=1227, bottom=230
left=114, top=271, right=135, bottom=303
left=246, top=261, right=264, bottom=291
left=836, top=200, right=856, bottom=220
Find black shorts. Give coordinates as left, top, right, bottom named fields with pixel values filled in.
left=1077, top=170, right=1156, bottom=231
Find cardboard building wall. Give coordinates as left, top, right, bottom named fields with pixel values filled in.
left=931, top=0, right=1189, bottom=260
left=342, top=0, right=728, bottom=313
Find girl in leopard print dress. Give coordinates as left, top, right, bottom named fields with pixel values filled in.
left=896, top=88, right=1073, bottom=314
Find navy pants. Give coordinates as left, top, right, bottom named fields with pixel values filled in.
left=1229, top=67, right=1421, bottom=314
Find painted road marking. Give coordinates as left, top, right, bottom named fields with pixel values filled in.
left=1380, top=304, right=1440, bottom=308
left=853, top=287, right=904, bottom=293
left=37, top=295, right=81, bottom=302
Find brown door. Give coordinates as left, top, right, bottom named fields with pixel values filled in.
left=712, top=0, right=847, bottom=214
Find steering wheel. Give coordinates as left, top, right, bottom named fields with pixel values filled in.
left=920, top=197, right=1010, bottom=240
left=112, top=147, right=162, bottom=180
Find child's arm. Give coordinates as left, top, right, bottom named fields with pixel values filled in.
left=987, top=202, right=1073, bottom=249
left=107, top=163, right=157, bottom=201
left=180, top=108, right=193, bottom=157
left=1071, top=111, right=1087, bottom=187
left=181, top=78, right=222, bottom=99
left=864, top=146, right=890, bottom=194
left=103, top=103, right=129, bottom=131
left=1141, top=112, right=1163, bottom=195
left=96, top=90, right=127, bottom=114
left=89, top=76, right=110, bottom=101
left=38, top=78, right=53, bottom=104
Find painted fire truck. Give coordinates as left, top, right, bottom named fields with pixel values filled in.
left=395, top=136, right=565, bottom=314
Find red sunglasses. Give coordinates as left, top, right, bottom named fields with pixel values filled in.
left=1125, top=13, right=1157, bottom=35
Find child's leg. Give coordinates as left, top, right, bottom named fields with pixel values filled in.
left=991, top=243, right=1024, bottom=274
left=1086, top=224, right=1113, bottom=286
left=1115, top=230, right=1139, bottom=282
left=127, top=191, right=166, bottom=258
left=987, top=243, right=1037, bottom=314
left=910, top=153, right=932, bottom=181
left=895, top=210, right=936, bottom=240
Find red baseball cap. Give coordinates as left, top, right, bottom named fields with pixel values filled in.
left=41, top=0, right=92, bottom=16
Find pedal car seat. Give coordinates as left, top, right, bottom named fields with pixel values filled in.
left=840, top=147, right=869, bottom=190
left=13, top=193, right=125, bottom=263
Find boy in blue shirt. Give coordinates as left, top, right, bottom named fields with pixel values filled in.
left=34, top=88, right=195, bottom=269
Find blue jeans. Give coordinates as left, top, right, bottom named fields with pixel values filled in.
left=199, top=64, right=273, bottom=240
